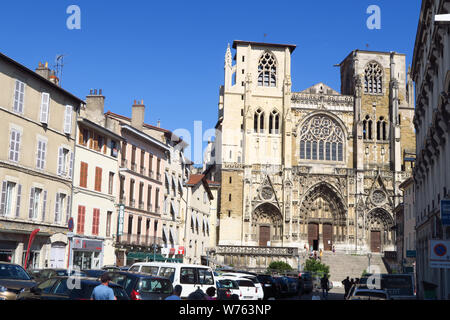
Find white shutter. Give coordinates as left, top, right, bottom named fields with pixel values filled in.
left=18, top=81, right=25, bottom=113
left=14, top=80, right=25, bottom=113
left=42, top=190, right=47, bottom=222
left=64, top=105, right=73, bottom=134
left=15, top=184, right=22, bottom=217
left=36, top=140, right=42, bottom=169
left=66, top=195, right=71, bottom=224
left=0, top=181, right=7, bottom=216
left=54, top=193, right=60, bottom=223
left=9, top=130, right=16, bottom=161
left=68, top=152, right=74, bottom=178
left=40, top=93, right=50, bottom=124
left=41, top=141, right=47, bottom=169
left=14, top=131, right=21, bottom=162
left=29, top=188, right=35, bottom=219
left=57, top=147, right=63, bottom=175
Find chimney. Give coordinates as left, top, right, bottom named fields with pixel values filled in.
left=157, top=120, right=161, bottom=128
left=131, top=100, right=145, bottom=130
left=35, top=61, right=51, bottom=80
left=85, top=89, right=106, bottom=126
left=49, top=70, right=60, bottom=86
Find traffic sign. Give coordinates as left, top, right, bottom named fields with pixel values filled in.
left=441, top=200, right=450, bottom=226
left=68, top=217, right=74, bottom=232
left=430, top=240, right=450, bottom=269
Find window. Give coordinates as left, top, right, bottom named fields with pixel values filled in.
left=299, top=115, right=344, bottom=163
left=1, top=181, right=17, bottom=217
left=40, top=93, right=50, bottom=124
left=198, top=269, right=214, bottom=285
left=254, top=109, right=265, bottom=133
left=110, top=140, right=118, bottom=158
left=80, top=162, right=88, bottom=188
left=95, top=167, right=102, bottom=192
left=13, top=80, right=25, bottom=113
left=257, top=51, right=277, bottom=87
left=64, top=105, right=73, bottom=134
left=129, top=179, right=135, bottom=206
left=180, top=268, right=196, bottom=284
left=147, top=185, right=152, bottom=211
left=92, top=209, right=100, bottom=236
left=77, top=206, right=86, bottom=234
left=79, top=127, right=89, bottom=146
left=9, top=129, right=21, bottom=162
left=108, top=172, right=114, bottom=195
left=269, top=110, right=280, bottom=134
left=54, top=193, right=66, bottom=224
left=57, top=147, right=73, bottom=177
left=36, top=139, right=47, bottom=170
left=377, top=117, right=388, bottom=141
left=29, top=188, right=42, bottom=220
left=106, top=211, right=112, bottom=237
left=364, top=61, right=383, bottom=94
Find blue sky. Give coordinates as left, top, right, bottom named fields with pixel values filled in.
left=0, top=0, right=421, bottom=162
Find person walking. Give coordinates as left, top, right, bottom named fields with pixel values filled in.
left=319, top=249, right=323, bottom=261
left=91, top=273, right=116, bottom=300
left=205, top=287, right=217, bottom=300
left=165, top=285, right=183, bottom=300
left=320, top=274, right=330, bottom=300
left=342, top=276, right=351, bottom=299
left=298, top=274, right=305, bottom=297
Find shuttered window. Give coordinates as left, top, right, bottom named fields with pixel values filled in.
left=15, top=184, right=22, bottom=218
left=63, top=105, right=73, bottom=134
left=41, top=190, right=47, bottom=222
left=95, top=167, right=102, bottom=192
left=40, top=93, right=50, bottom=124
left=13, top=80, right=25, bottom=113
left=92, top=209, right=100, bottom=235
left=36, top=139, right=47, bottom=170
left=77, top=205, right=85, bottom=234
left=9, top=129, right=21, bottom=162
left=80, top=162, right=88, bottom=188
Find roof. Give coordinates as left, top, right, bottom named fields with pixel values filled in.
left=338, top=49, right=405, bottom=66
left=186, top=174, right=214, bottom=200
left=0, top=51, right=85, bottom=105
left=78, top=118, right=124, bottom=141
left=104, top=111, right=170, bottom=133
left=297, top=82, right=340, bottom=95
left=232, top=40, right=296, bottom=53
left=120, top=124, right=170, bottom=151
left=399, top=177, right=414, bottom=190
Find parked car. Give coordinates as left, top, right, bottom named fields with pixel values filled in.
left=298, top=272, right=313, bottom=294
left=286, top=276, right=299, bottom=295
left=215, top=276, right=241, bottom=300
left=129, top=262, right=216, bottom=299
left=360, top=273, right=416, bottom=300
left=30, top=269, right=87, bottom=283
left=256, top=274, right=277, bottom=299
left=0, top=263, right=37, bottom=300
left=272, top=276, right=289, bottom=298
left=347, top=286, right=391, bottom=300
left=82, top=269, right=106, bottom=278
left=220, top=272, right=264, bottom=300
left=234, top=277, right=259, bottom=300
left=104, top=271, right=173, bottom=300
left=17, top=276, right=129, bottom=300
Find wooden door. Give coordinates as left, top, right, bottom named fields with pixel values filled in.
left=259, top=226, right=270, bottom=247
left=371, top=231, right=381, bottom=253
left=308, top=224, right=319, bottom=248
left=322, top=224, right=333, bottom=251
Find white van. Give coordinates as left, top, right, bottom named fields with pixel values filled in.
left=129, top=262, right=216, bottom=299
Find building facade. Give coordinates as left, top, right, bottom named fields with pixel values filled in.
left=0, top=55, right=83, bottom=269
left=211, top=41, right=416, bottom=268
left=412, top=0, right=450, bottom=300
left=400, top=178, right=416, bottom=273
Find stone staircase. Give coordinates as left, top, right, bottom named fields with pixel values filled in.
left=319, top=252, right=388, bottom=284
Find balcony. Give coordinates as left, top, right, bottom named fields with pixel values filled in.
left=129, top=199, right=136, bottom=208
left=155, top=206, right=160, bottom=214
left=121, top=159, right=128, bottom=168
left=156, top=173, right=161, bottom=181
left=149, top=170, right=154, bottom=179
left=147, top=203, right=153, bottom=212
left=140, top=166, right=146, bottom=175
left=139, top=201, right=145, bottom=210
left=214, top=246, right=299, bottom=257
left=119, top=196, right=127, bottom=205
left=117, top=233, right=164, bottom=247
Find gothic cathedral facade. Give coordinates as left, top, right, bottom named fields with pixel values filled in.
left=213, top=41, right=415, bottom=259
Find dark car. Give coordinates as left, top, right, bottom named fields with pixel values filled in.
left=31, top=269, right=87, bottom=283
left=272, top=276, right=289, bottom=298
left=298, top=272, right=313, bottom=294
left=0, top=263, right=37, bottom=300
left=105, top=271, right=173, bottom=300
left=17, top=276, right=129, bottom=300
left=286, top=276, right=299, bottom=295
left=256, top=274, right=277, bottom=299
left=82, top=269, right=106, bottom=278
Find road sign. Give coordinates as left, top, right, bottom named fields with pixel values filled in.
left=68, top=217, right=74, bottom=232
left=441, top=200, right=450, bottom=226
left=117, top=205, right=125, bottom=236
left=406, top=250, right=416, bottom=258
left=430, top=240, right=450, bottom=269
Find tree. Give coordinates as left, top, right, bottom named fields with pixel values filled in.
left=267, top=261, right=293, bottom=273
left=303, top=258, right=330, bottom=277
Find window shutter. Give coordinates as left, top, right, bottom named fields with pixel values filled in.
left=40, top=93, right=50, bottom=124
left=29, top=188, right=35, bottom=219
left=77, top=206, right=82, bottom=234
left=95, top=167, right=102, bottom=192
left=36, top=140, right=41, bottom=169
left=0, top=181, right=7, bottom=216
left=14, top=80, right=25, bottom=113
left=57, top=147, right=63, bottom=175
left=64, top=105, right=73, bottom=134
left=66, top=195, right=71, bottom=224
left=41, top=141, right=47, bottom=169
left=15, top=184, right=22, bottom=218
left=14, top=131, right=20, bottom=162
left=55, top=193, right=60, bottom=223
left=18, top=81, right=25, bottom=113
left=42, top=190, right=47, bottom=222
left=68, top=152, right=74, bottom=178
left=80, top=206, right=85, bottom=234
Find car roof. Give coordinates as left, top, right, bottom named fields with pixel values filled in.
left=107, top=271, right=170, bottom=280
left=131, top=262, right=211, bottom=269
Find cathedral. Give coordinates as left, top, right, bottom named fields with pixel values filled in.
left=210, top=40, right=415, bottom=268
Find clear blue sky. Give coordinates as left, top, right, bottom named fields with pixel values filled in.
left=0, top=0, right=421, bottom=162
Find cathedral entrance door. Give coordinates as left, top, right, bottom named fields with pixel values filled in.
left=308, top=223, right=319, bottom=251
left=259, top=226, right=270, bottom=247
left=371, top=231, right=381, bottom=253
left=322, top=224, right=333, bottom=251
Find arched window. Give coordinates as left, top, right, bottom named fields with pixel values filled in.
left=258, top=52, right=277, bottom=87
left=377, top=116, right=388, bottom=141
left=299, top=115, right=345, bottom=162
left=254, top=108, right=265, bottom=133
left=364, top=61, right=383, bottom=94
left=363, top=115, right=373, bottom=140
left=269, top=110, right=280, bottom=134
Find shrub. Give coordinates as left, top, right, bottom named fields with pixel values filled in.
left=267, top=261, right=293, bottom=273
left=303, top=258, right=330, bottom=277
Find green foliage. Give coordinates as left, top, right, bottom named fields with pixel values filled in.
left=361, top=270, right=369, bottom=277
left=267, top=261, right=293, bottom=272
left=303, top=259, right=330, bottom=277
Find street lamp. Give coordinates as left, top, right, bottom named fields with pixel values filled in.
left=367, top=253, right=372, bottom=273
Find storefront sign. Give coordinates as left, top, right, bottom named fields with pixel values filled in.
left=441, top=200, right=450, bottom=226
left=72, top=238, right=102, bottom=252
left=118, top=204, right=125, bottom=236
left=430, top=240, right=450, bottom=269
left=161, top=246, right=185, bottom=256
left=406, top=250, right=416, bottom=258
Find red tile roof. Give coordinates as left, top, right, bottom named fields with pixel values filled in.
left=186, top=174, right=205, bottom=186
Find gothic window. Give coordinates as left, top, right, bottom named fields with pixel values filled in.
left=377, top=116, right=388, bottom=141
left=269, top=110, right=280, bottom=134
left=364, top=61, right=383, bottom=94
left=257, top=52, right=277, bottom=87
left=254, top=108, right=265, bottom=133
left=299, top=115, right=345, bottom=162
left=363, top=115, right=373, bottom=140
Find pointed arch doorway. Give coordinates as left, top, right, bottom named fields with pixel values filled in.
left=253, top=203, right=283, bottom=247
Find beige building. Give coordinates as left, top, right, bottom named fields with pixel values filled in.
left=210, top=41, right=416, bottom=269
left=0, top=54, right=83, bottom=269
left=70, top=90, right=124, bottom=269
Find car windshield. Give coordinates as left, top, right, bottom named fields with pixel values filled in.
left=138, top=278, right=172, bottom=294
left=219, top=279, right=239, bottom=290
left=0, top=264, right=31, bottom=280
left=238, top=280, right=255, bottom=287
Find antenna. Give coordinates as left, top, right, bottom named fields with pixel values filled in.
left=54, top=54, right=66, bottom=86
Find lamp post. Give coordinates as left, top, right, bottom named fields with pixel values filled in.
left=367, top=253, right=372, bottom=273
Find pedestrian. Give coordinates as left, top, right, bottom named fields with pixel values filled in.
left=91, top=273, right=116, bottom=300
left=298, top=274, right=305, bottom=297
left=205, top=287, right=217, bottom=300
left=165, top=285, right=182, bottom=300
left=319, top=249, right=323, bottom=261
left=313, top=250, right=318, bottom=260
left=332, top=246, right=336, bottom=254
left=342, top=276, right=351, bottom=299
left=320, top=274, right=329, bottom=300
left=350, top=278, right=355, bottom=287
left=187, top=288, right=207, bottom=300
